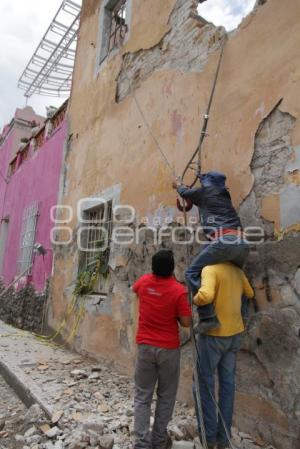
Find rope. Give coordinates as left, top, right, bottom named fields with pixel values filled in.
left=182, top=205, right=235, bottom=449
left=178, top=36, right=236, bottom=449
left=122, top=34, right=233, bottom=446
left=121, top=64, right=176, bottom=178
left=182, top=202, right=208, bottom=449
left=181, top=34, right=227, bottom=185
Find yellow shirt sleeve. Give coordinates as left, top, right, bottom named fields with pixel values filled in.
left=242, top=272, right=254, bottom=299
left=193, top=266, right=217, bottom=306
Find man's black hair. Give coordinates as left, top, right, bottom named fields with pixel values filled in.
left=152, top=249, right=175, bottom=277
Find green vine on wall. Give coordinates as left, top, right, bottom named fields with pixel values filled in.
left=74, top=251, right=109, bottom=296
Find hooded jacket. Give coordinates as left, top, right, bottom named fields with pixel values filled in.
left=177, top=171, right=242, bottom=236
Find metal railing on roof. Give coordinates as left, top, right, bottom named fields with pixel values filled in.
left=18, top=0, right=81, bottom=98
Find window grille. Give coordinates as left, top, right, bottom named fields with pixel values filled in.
left=83, top=201, right=113, bottom=271
left=100, top=0, right=129, bottom=64
left=18, top=203, right=39, bottom=275
left=108, top=0, right=128, bottom=55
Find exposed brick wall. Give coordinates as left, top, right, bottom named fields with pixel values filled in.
left=116, top=0, right=225, bottom=101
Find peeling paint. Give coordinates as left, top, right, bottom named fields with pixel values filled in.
left=280, top=184, right=300, bottom=229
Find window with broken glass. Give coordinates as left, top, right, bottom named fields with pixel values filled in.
left=18, top=203, right=39, bottom=275
left=81, top=201, right=113, bottom=274
left=99, top=0, right=129, bottom=64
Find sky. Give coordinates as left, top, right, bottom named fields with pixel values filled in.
left=0, top=0, right=256, bottom=131
left=198, top=0, right=256, bottom=31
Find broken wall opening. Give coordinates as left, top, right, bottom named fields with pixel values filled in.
left=197, top=0, right=258, bottom=31
left=239, top=103, right=296, bottom=235
left=116, top=0, right=226, bottom=102
left=236, top=103, right=300, bottom=448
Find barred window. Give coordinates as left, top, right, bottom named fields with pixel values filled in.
left=108, top=0, right=128, bottom=54
left=99, top=0, right=129, bottom=65
left=18, top=203, right=39, bottom=275
left=81, top=200, right=113, bottom=272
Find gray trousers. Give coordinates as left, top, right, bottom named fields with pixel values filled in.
left=134, top=344, right=180, bottom=449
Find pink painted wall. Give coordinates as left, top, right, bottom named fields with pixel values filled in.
left=0, top=111, right=66, bottom=293
left=0, top=131, right=13, bottom=217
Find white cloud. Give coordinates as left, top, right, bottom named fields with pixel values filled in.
left=198, top=0, right=256, bottom=31
left=0, top=0, right=81, bottom=130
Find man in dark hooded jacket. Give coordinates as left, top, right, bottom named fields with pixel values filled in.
left=173, top=171, right=249, bottom=331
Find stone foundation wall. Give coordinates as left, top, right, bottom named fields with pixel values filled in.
left=235, top=103, right=300, bottom=448
left=0, top=281, right=47, bottom=333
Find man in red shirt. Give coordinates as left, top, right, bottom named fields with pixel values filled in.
left=132, top=250, right=192, bottom=449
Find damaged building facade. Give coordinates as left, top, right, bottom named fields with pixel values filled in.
left=49, top=1, right=300, bottom=448
left=0, top=103, right=67, bottom=292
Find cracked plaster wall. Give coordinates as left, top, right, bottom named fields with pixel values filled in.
left=50, top=1, right=300, bottom=447
left=237, top=102, right=300, bottom=448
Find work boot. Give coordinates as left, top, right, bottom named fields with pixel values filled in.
left=152, top=435, right=172, bottom=449
left=198, top=316, right=220, bottom=334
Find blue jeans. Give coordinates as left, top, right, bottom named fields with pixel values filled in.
left=186, top=234, right=249, bottom=320
left=195, top=333, right=243, bottom=447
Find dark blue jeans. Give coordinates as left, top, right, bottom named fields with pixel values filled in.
left=186, top=234, right=249, bottom=319
left=195, top=333, right=243, bottom=447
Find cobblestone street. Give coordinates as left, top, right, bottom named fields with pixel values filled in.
left=0, top=320, right=276, bottom=449
left=0, top=374, right=27, bottom=449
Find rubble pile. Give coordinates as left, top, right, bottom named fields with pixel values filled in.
left=0, top=358, right=275, bottom=449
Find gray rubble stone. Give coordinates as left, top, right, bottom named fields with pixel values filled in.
left=71, top=369, right=88, bottom=379
left=88, top=372, right=101, bottom=380
left=181, top=422, right=198, bottom=439
left=88, top=429, right=100, bottom=446
left=24, top=425, right=38, bottom=438
left=15, top=434, right=25, bottom=442
left=172, top=442, right=194, bottom=449
left=193, top=438, right=204, bottom=449
left=99, top=434, right=114, bottom=449
left=44, top=442, right=56, bottom=449
left=26, top=434, right=42, bottom=445
left=68, top=442, right=87, bottom=449
left=54, top=441, right=64, bottom=449
left=45, top=426, right=62, bottom=438
left=24, top=404, right=44, bottom=423
left=81, top=416, right=105, bottom=433
left=240, top=432, right=254, bottom=440
left=169, top=424, right=185, bottom=440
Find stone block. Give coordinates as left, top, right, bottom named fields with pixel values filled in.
left=172, top=441, right=195, bottom=449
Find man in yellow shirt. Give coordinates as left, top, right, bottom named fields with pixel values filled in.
left=193, top=262, right=254, bottom=449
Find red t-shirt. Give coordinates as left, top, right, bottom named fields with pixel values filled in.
left=133, top=274, right=191, bottom=349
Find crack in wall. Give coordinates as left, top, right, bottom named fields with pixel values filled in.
left=116, top=0, right=226, bottom=102
left=239, top=103, right=296, bottom=234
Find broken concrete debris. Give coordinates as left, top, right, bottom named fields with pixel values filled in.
left=0, top=320, right=271, bottom=449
